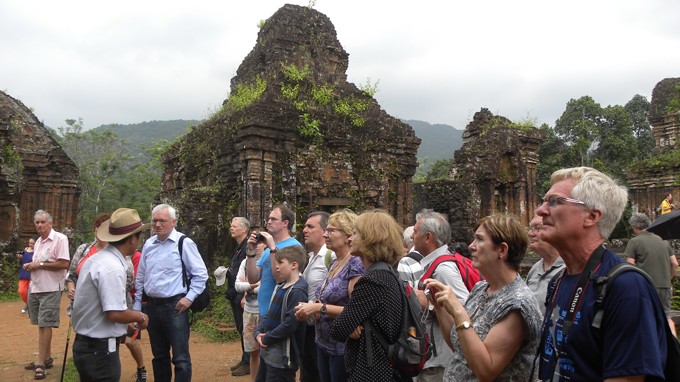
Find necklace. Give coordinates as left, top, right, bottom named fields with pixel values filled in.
left=318, top=254, right=351, bottom=297
left=327, top=254, right=350, bottom=280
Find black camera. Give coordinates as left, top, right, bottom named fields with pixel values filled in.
left=255, top=233, right=266, bottom=242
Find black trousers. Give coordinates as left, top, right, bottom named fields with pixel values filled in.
left=73, top=335, right=121, bottom=382
left=300, top=324, right=321, bottom=382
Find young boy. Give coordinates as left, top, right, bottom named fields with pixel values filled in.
left=254, top=246, right=308, bottom=382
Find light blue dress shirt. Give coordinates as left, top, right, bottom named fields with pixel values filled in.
left=133, top=229, right=208, bottom=310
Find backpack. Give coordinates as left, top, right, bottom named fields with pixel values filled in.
left=364, top=262, right=431, bottom=381
left=592, top=263, right=680, bottom=381
left=420, top=251, right=484, bottom=292
left=178, top=235, right=211, bottom=313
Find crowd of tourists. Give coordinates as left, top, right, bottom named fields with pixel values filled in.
left=16, top=166, right=678, bottom=381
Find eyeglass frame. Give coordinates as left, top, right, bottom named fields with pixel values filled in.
left=542, top=194, right=586, bottom=208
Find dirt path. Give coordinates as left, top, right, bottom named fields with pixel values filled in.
left=0, top=294, right=249, bottom=381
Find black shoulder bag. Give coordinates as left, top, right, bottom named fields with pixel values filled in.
left=178, top=235, right=210, bottom=313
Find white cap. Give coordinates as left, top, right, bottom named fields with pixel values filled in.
left=214, top=266, right=228, bottom=286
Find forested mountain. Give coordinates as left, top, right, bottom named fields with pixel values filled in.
left=402, top=119, right=463, bottom=168
left=90, top=119, right=462, bottom=165
left=94, top=119, right=199, bottom=161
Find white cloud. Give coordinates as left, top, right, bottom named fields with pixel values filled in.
left=1, top=0, right=678, bottom=130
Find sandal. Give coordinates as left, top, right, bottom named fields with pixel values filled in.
left=34, top=365, right=46, bottom=380
left=24, top=357, right=53, bottom=370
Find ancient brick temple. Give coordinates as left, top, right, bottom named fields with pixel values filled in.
left=160, top=4, right=420, bottom=262
left=628, top=77, right=680, bottom=216
left=414, top=109, right=543, bottom=243
left=0, top=90, right=80, bottom=256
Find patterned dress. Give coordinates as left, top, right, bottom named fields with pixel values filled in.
left=445, top=275, right=542, bottom=382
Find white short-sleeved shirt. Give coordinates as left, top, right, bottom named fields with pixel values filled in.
left=72, top=244, right=128, bottom=339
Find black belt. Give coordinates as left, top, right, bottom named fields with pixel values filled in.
left=144, top=293, right=184, bottom=304
left=75, top=334, right=125, bottom=343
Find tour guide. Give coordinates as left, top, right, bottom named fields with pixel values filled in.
left=72, top=208, right=150, bottom=381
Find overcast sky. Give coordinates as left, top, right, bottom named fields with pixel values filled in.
left=1, top=0, right=678, bottom=131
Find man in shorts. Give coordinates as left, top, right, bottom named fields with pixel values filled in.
left=23, top=210, right=70, bottom=380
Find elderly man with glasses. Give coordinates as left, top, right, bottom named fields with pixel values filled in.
left=535, top=167, right=668, bottom=381
left=525, top=214, right=565, bottom=308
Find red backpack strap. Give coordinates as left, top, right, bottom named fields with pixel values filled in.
left=419, top=254, right=457, bottom=287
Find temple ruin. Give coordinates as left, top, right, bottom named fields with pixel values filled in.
left=159, top=4, right=420, bottom=263
left=414, top=108, right=543, bottom=243
left=0, top=90, right=80, bottom=256
left=628, top=77, right=680, bottom=216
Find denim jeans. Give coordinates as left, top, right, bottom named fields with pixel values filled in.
left=317, top=347, right=347, bottom=382
left=73, top=336, right=120, bottom=382
left=143, top=297, right=192, bottom=382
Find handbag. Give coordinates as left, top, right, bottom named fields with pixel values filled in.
left=178, top=235, right=210, bottom=313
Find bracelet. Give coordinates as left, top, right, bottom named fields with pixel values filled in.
left=246, top=253, right=256, bottom=258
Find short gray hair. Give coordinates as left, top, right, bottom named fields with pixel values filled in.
left=34, top=210, right=52, bottom=222
left=232, top=217, right=250, bottom=231
left=403, top=226, right=415, bottom=247
left=550, top=167, right=627, bottom=239
left=629, top=213, right=651, bottom=230
left=415, top=209, right=451, bottom=247
left=152, top=204, right=177, bottom=219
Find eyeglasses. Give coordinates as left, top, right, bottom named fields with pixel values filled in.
left=324, top=227, right=341, bottom=234
left=542, top=195, right=585, bottom=207
left=528, top=225, right=541, bottom=233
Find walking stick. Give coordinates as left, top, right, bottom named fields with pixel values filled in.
left=59, top=319, right=72, bottom=382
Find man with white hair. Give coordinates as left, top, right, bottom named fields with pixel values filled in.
left=413, top=210, right=468, bottom=382
left=134, top=204, right=208, bottom=382
left=23, top=210, right=70, bottom=380
left=536, top=167, right=667, bottom=381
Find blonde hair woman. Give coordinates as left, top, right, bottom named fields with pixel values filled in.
left=330, top=209, right=405, bottom=382
left=294, top=209, right=363, bottom=382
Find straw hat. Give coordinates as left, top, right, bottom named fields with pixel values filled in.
left=96, top=208, right=150, bottom=242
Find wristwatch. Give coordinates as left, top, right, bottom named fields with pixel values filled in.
left=39, top=262, right=44, bottom=268
left=456, top=321, right=473, bottom=331
left=320, top=303, right=327, bottom=315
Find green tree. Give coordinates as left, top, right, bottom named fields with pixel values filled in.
left=554, top=96, right=603, bottom=167
left=426, top=158, right=455, bottom=181
left=55, top=119, right=134, bottom=241
left=595, top=105, right=637, bottom=180
left=536, top=123, right=568, bottom=194
left=624, top=94, right=654, bottom=160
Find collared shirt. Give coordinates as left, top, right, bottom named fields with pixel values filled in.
left=526, top=256, right=566, bottom=307
left=72, top=244, right=128, bottom=338
left=397, top=255, right=424, bottom=289
left=420, top=244, right=470, bottom=369
left=133, top=229, right=208, bottom=310
left=302, top=244, right=336, bottom=302
left=31, top=228, right=70, bottom=293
